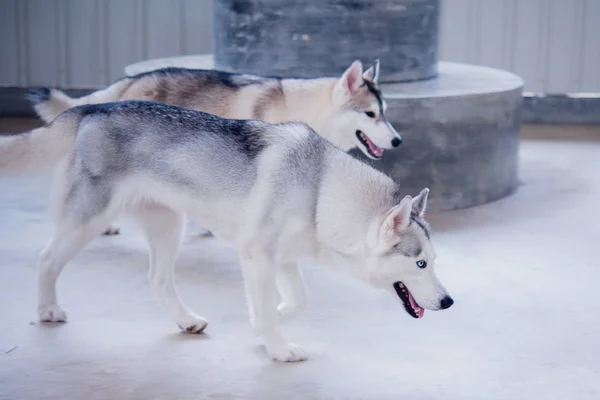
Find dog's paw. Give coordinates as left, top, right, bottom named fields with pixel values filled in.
left=102, top=224, right=120, bottom=235
left=177, top=313, right=208, bottom=334
left=192, top=228, right=213, bottom=238
left=38, top=304, right=67, bottom=322
left=266, top=342, right=308, bottom=362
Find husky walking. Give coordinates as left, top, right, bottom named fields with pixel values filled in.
left=30, top=60, right=401, bottom=159
left=0, top=101, right=452, bottom=362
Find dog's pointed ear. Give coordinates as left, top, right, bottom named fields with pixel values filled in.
left=412, top=188, right=429, bottom=217
left=339, top=60, right=363, bottom=95
left=363, top=59, right=380, bottom=84
left=381, top=196, right=413, bottom=240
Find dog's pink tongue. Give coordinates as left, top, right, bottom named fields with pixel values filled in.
left=364, top=135, right=383, bottom=157
left=407, top=290, right=425, bottom=318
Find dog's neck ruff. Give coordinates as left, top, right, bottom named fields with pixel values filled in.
left=280, top=78, right=337, bottom=132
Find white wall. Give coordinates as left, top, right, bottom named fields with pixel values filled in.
left=1, top=0, right=599, bottom=93
left=439, top=0, right=600, bottom=93
left=0, top=0, right=213, bottom=87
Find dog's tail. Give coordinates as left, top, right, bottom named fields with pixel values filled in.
left=0, top=108, right=85, bottom=175
left=27, top=78, right=133, bottom=124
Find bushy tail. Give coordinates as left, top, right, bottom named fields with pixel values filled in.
left=0, top=109, right=85, bottom=174
left=27, top=78, right=133, bottom=124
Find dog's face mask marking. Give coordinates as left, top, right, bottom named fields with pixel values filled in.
left=366, top=188, right=454, bottom=318
left=331, top=60, right=402, bottom=160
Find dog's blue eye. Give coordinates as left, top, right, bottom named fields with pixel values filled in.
left=365, top=111, right=376, bottom=118
left=416, top=260, right=427, bottom=268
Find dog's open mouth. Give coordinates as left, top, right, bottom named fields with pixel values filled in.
left=356, top=130, right=383, bottom=159
left=393, top=281, right=425, bottom=319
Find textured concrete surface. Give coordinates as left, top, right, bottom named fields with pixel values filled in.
left=213, top=0, right=440, bottom=82
left=1, top=124, right=600, bottom=400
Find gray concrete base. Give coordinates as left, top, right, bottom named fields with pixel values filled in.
left=126, top=57, right=523, bottom=212
left=522, top=94, right=600, bottom=125
left=366, top=62, right=524, bottom=211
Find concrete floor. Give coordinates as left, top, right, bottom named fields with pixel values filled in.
left=1, top=122, right=599, bottom=400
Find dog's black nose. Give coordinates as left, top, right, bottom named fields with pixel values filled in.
left=391, top=137, right=402, bottom=147
left=440, top=296, right=454, bottom=310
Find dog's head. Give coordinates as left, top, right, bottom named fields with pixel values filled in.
left=329, top=60, right=401, bottom=160
left=364, top=188, right=453, bottom=318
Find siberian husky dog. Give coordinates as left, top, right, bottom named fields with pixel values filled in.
left=30, top=60, right=401, bottom=159
left=0, top=101, right=452, bottom=362
left=28, top=60, right=401, bottom=236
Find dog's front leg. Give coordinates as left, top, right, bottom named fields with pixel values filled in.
left=131, top=205, right=208, bottom=334
left=240, top=255, right=307, bottom=362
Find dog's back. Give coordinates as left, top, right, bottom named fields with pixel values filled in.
left=2, top=99, right=330, bottom=241
left=118, top=68, right=285, bottom=120
left=31, top=68, right=284, bottom=124
left=74, top=100, right=269, bottom=195
left=61, top=101, right=326, bottom=239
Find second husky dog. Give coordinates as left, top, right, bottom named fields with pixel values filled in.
left=0, top=101, right=453, bottom=362
left=30, top=60, right=401, bottom=159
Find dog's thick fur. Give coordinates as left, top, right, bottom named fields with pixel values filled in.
left=0, top=101, right=452, bottom=362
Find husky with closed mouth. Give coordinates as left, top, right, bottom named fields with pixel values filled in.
left=29, top=60, right=400, bottom=236
left=0, top=100, right=452, bottom=362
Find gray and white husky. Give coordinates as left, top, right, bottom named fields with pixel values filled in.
left=0, top=101, right=452, bottom=362
left=30, top=60, right=401, bottom=236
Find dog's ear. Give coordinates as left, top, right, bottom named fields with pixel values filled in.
left=412, top=188, right=429, bottom=217
left=363, top=59, right=380, bottom=84
left=339, top=60, right=363, bottom=95
left=381, top=195, right=413, bottom=240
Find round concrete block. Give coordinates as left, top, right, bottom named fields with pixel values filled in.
left=360, top=62, right=524, bottom=211
left=125, top=57, right=523, bottom=212
left=212, top=0, right=440, bottom=82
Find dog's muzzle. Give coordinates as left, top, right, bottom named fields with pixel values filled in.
left=356, top=130, right=383, bottom=159
left=393, top=281, right=425, bottom=319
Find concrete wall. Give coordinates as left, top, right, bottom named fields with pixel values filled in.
left=0, top=0, right=598, bottom=93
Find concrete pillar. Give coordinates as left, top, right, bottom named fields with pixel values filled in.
left=213, top=0, right=440, bottom=82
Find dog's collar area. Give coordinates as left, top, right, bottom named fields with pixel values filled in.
left=393, top=281, right=425, bottom=319
left=356, top=130, right=383, bottom=159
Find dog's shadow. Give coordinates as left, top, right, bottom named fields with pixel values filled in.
left=162, top=331, right=212, bottom=342
left=36, top=321, right=69, bottom=329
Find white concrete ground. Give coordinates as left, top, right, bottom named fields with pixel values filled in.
left=1, top=124, right=599, bottom=400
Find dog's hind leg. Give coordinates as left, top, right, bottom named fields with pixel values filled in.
left=38, top=209, right=119, bottom=322
left=129, top=205, right=208, bottom=334
left=38, top=159, right=123, bottom=322
left=276, top=262, right=307, bottom=323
